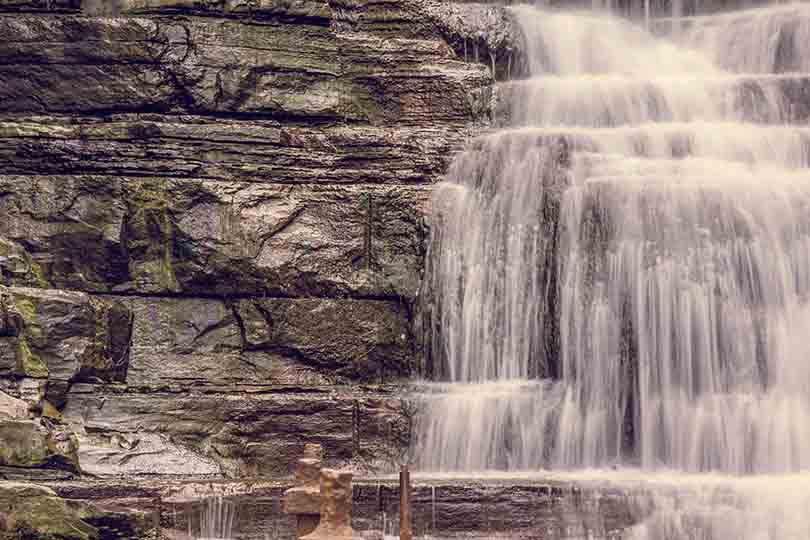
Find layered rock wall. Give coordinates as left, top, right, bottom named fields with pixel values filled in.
left=0, top=0, right=500, bottom=478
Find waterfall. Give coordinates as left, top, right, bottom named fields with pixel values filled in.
left=418, top=2, right=810, bottom=480
left=672, top=0, right=683, bottom=36
left=188, top=496, right=237, bottom=540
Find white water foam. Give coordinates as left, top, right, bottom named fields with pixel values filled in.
left=421, top=2, right=810, bottom=473
left=418, top=4, right=810, bottom=537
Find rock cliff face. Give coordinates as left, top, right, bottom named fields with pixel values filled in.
left=0, top=0, right=507, bottom=480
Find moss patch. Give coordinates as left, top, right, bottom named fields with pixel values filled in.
left=14, top=339, right=48, bottom=379
left=0, top=239, right=49, bottom=288
left=0, top=482, right=98, bottom=540
left=0, top=421, right=78, bottom=472
left=125, top=183, right=181, bottom=292
left=0, top=421, right=51, bottom=468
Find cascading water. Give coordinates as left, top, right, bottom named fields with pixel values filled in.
left=418, top=3, right=810, bottom=536
left=187, top=496, right=237, bottom=540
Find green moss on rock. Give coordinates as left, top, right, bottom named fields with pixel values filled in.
left=0, top=483, right=98, bottom=540
left=125, top=184, right=181, bottom=292
left=0, top=239, right=49, bottom=289
left=8, top=295, right=38, bottom=336
left=0, top=421, right=79, bottom=472
left=0, top=421, right=51, bottom=468
left=14, top=339, right=48, bottom=379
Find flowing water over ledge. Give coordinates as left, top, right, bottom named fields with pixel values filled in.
left=90, top=471, right=807, bottom=539
left=417, top=2, right=810, bottom=538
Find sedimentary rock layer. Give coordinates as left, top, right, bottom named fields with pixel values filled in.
left=0, top=0, right=503, bottom=477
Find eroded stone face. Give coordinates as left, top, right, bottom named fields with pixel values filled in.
left=0, top=390, right=28, bottom=420
left=62, top=386, right=408, bottom=476
left=0, top=419, right=79, bottom=471
left=0, top=286, right=133, bottom=403
left=0, top=0, right=501, bottom=480
left=0, top=177, right=432, bottom=299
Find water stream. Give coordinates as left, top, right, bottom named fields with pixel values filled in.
left=419, top=2, right=810, bottom=538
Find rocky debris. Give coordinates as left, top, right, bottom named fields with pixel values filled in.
left=301, top=468, right=354, bottom=540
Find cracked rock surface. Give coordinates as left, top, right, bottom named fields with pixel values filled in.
left=0, top=0, right=507, bottom=488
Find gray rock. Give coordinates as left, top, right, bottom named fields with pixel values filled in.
left=0, top=419, right=79, bottom=471
left=0, top=177, right=431, bottom=299
left=0, top=390, right=28, bottom=420
left=235, top=298, right=413, bottom=380
left=0, top=286, right=133, bottom=405
left=0, top=15, right=489, bottom=122
left=0, top=0, right=502, bottom=481
left=63, top=384, right=413, bottom=476
left=0, top=0, right=79, bottom=12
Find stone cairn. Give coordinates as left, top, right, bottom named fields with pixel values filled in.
left=283, top=444, right=354, bottom=540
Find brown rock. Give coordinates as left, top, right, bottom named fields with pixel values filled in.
left=303, top=443, right=325, bottom=461
left=302, top=469, right=353, bottom=540
left=285, top=443, right=324, bottom=537
left=283, top=486, right=321, bottom=516
left=295, top=458, right=322, bottom=488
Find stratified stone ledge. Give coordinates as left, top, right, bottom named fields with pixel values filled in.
left=0, top=177, right=432, bottom=299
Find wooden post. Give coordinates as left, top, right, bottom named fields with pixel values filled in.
left=152, top=496, right=161, bottom=540
left=399, top=464, right=412, bottom=540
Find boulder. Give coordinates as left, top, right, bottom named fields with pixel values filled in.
left=0, top=482, right=98, bottom=540
left=0, top=420, right=79, bottom=472
left=0, top=391, right=28, bottom=420
left=0, top=287, right=133, bottom=407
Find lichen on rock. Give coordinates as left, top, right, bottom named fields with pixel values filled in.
left=0, top=482, right=98, bottom=540
left=0, top=420, right=79, bottom=472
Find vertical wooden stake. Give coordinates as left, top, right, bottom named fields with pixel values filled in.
left=153, top=496, right=162, bottom=540
left=399, top=465, right=412, bottom=540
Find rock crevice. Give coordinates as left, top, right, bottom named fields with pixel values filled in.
left=0, top=0, right=505, bottom=479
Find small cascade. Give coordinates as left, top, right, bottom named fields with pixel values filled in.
left=419, top=5, right=810, bottom=528
left=645, top=0, right=650, bottom=28
left=668, top=0, right=683, bottom=36
left=430, top=486, right=437, bottom=533
left=188, top=496, right=237, bottom=540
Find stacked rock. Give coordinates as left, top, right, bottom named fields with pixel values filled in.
left=282, top=444, right=353, bottom=540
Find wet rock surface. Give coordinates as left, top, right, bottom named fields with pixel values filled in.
left=0, top=481, right=149, bottom=540
left=0, top=0, right=506, bottom=484
left=28, top=475, right=642, bottom=539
